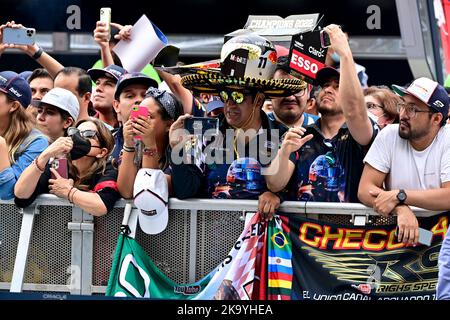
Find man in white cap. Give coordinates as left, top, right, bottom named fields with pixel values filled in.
left=36, top=87, right=80, bottom=143
left=359, top=76, right=450, bottom=245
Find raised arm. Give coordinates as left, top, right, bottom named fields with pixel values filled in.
left=2, top=21, right=64, bottom=77
left=325, top=24, right=374, bottom=146
left=157, top=70, right=193, bottom=115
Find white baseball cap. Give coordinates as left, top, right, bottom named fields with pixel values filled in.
left=133, top=169, right=169, bottom=235
left=39, top=87, right=80, bottom=121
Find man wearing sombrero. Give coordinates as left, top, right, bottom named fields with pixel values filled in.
left=168, top=33, right=307, bottom=220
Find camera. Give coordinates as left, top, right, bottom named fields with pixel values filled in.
left=184, top=117, right=219, bottom=135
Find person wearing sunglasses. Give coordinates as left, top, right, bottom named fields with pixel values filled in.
left=265, top=24, right=379, bottom=204
left=14, top=118, right=120, bottom=216
left=364, top=86, right=400, bottom=129
left=169, top=34, right=305, bottom=221
left=359, top=77, right=450, bottom=248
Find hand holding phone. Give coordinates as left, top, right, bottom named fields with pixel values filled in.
left=184, top=117, right=219, bottom=135
left=100, top=8, right=111, bottom=41
left=3, top=27, right=36, bottom=46
left=50, top=158, right=68, bottom=180
left=395, top=226, right=433, bottom=246
left=130, top=105, right=149, bottom=140
left=320, top=30, right=331, bottom=48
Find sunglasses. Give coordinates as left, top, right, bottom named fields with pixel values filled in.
left=67, top=127, right=99, bottom=139
left=219, top=90, right=252, bottom=105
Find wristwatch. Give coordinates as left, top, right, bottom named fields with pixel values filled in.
left=32, top=46, right=44, bottom=60
left=396, top=189, right=407, bottom=204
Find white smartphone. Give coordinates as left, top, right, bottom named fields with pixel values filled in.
left=395, top=226, right=433, bottom=246
left=3, top=27, right=36, bottom=45
left=418, top=227, right=433, bottom=246
left=100, top=7, right=111, bottom=41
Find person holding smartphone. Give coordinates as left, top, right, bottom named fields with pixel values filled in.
left=0, top=71, right=48, bottom=200
left=117, top=86, right=183, bottom=199
left=14, top=118, right=120, bottom=216
left=169, top=34, right=306, bottom=221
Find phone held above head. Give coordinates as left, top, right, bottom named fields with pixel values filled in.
left=3, top=27, right=36, bottom=45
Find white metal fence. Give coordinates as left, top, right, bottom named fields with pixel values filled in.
left=0, top=195, right=437, bottom=296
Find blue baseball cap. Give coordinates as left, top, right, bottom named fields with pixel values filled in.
left=392, top=77, right=450, bottom=121
left=115, top=72, right=158, bottom=100
left=206, top=96, right=224, bottom=114
left=87, top=64, right=127, bottom=82
left=19, top=70, right=33, bottom=82
left=0, top=71, right=32, bottom=108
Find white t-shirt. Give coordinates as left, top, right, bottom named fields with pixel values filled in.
left=363, top=124, right=450, bottom=190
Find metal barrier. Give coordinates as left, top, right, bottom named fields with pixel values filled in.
left=0, top=195, right=438, bottom=296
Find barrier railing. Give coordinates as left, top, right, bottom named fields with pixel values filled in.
left=0, top=195, right=439, bottom=296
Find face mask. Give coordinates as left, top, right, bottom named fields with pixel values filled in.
left=70, top=132, right=92, bottom=160
left=331, top=52, right=340, bottom=64
left=367, top=111, right=380, bottom=124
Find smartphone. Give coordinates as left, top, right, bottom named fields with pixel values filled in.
left=184, top=117, right=219, bottom=135
left=130, top=106, right=149, bottom=141
left=320, top=30, right=331, bottom=48
left=50, top=158, right=68, bottom=179
left=395, top=226, right=433, bottom=246
left=3, top=27, right=36, bottom=45
left=100, top=7, right=111, bottom=41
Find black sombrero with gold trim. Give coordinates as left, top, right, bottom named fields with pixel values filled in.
left=180, top=33, right=307, bottom=98
left=181, top=70, right=307, bottom=98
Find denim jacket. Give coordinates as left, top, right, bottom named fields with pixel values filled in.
left=0, top=129, right=48, bottom=200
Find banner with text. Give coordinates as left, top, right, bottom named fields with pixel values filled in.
left=279, top=212, right=448, bottom=301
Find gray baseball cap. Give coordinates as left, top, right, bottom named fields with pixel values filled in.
left=39, top=87, right=80, bottom=121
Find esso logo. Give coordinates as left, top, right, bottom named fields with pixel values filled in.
left=291, top=54, right=319, bottom=74
left=289, top=50, right=325, bottom=79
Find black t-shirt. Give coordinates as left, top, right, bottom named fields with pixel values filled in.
left=171, top=110, right=281, bottom=199
left=286, top=119, right=379, bottom=203
left=15, top=161, right=120, bottom=213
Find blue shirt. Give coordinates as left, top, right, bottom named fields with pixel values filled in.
left=438, top=230, right=450, bottom=299
left=0, top=129, right=48, bottom=200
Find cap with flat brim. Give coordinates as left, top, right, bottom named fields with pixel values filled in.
left=181, top=70, right=307, bottom=98
left=391, top=84, right=408, bottom=97
left=115, top=76, right=158, bottom=100
left=315, top=67, right=340, bottom=87
left=87, top=69, right=118, bottom=83
left=206, top=99, right=224, bottom=113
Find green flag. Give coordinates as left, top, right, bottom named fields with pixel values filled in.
left=106, top=234, right=212, bottom=299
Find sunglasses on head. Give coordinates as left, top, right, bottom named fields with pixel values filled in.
left=67, top=127, right=98, bottom=139
left=219, top=90, right=253, bottom=105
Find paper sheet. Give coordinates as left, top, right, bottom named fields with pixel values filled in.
left=113, top=14, right=168, bottom=73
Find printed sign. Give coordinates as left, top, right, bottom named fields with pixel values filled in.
left=288, top=30, right=328, bottom=83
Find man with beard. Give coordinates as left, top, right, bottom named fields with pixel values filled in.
left=268, top=55, right=318, bottom=133
left=265, top=24, right=378, bottom=203
left=358, top=77, right=450, bottom=245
